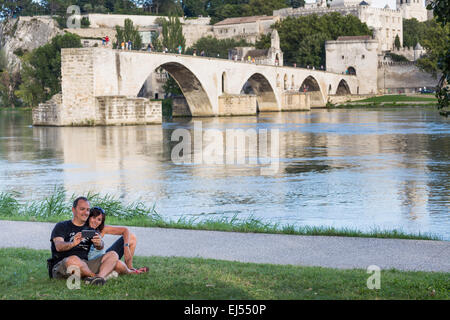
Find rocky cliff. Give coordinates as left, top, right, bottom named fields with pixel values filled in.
left=0, top=16, right=63, bottom=72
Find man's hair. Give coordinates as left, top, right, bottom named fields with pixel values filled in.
left=73, top=196, right=89, bottom=209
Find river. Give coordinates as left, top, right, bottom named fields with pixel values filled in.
left=0, top=107, right=449, bottom=239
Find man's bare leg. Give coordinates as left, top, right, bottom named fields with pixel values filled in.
left=65, top=256, right=95, bottom=278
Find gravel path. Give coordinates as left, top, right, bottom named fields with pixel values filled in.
left=1, top=220, right=449, bottom=272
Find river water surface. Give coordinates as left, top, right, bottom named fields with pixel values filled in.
left=1, top=107, right=449, bottom=239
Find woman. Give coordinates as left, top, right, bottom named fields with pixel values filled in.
left=87, top=206, right=148, bottom=275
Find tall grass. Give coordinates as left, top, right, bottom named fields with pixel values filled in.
left=0, top=189, right=442, bottom=240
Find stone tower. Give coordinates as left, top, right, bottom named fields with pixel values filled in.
left=269, top=30, right=283, bottom=66
left=397, top=0, right=428, bottom=21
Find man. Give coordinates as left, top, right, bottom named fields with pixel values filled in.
left=49, top=197, right=119, bottom=285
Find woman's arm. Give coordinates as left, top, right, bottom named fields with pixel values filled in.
left=102, top=225, right=130, bottom=245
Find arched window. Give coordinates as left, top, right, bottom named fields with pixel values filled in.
left=346, top=67, right=356, bottom=75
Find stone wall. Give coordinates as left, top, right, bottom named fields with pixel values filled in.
left=218, top=94, right=257, bottom=116
left=85, top=14, right=211, bottom=28
left=33, top=94, right=62, bottom=126
left=172, top=96, right=192, bottom=117
left=377, top=62, right=439, bottom=93
left=95, top=96, right=161, bottom=125
left=280, top=92, right=311, bottom=111
left=60, top=48, right=96, bottom=125
left=325, top=38, right=379, bottom=94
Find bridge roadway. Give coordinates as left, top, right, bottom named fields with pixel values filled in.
left=62, top=48, right=358, bottom=117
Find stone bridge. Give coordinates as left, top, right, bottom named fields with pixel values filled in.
left=34, top=48, right=359, bottom=126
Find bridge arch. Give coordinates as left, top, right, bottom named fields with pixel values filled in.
left=147, top=61, right=214, bottom=116
left=240, top=73, right=278, bottom=112
left=299, top=75, right=325, bottom=107
left=336, top=79, right=351, bottom=95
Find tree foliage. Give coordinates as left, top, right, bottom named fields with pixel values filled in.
left=255, top=13, right=372, bottom=68
left=202, top=0, right=304, bottom=24
left=15, top=33, right=82, bottom=108
left=185, top=36, right=251, bottom=59
left=161, top=16, right=185, bottom=52
left=394, top=34, right=401, bottom=50
left=114, top=18, right=143, bottom=50
left=425, top=0, right=449, bottom=112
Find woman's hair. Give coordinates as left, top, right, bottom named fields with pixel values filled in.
left=87, top=206, right=106, bottom=232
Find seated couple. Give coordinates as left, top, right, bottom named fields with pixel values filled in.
left=48, top=196, right=148, bottom=286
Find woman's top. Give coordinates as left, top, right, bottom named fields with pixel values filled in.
left=88, top=234, right=106, bottom=260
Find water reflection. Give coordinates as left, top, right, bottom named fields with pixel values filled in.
left=0, top=108, right=449, bottom=239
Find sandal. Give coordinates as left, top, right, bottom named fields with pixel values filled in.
left=136, top=267, right=149, bottom=273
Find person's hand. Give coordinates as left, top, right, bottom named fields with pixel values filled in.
left=92, top=234, right=102, bottom=248
left=72, top=232, right=82, bottom=247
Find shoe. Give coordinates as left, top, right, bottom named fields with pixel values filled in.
left=85, top=276, right=106, bottom=286
left=105, top=271, right=119, bottom=280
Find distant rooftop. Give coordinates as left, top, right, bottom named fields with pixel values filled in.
left=214, top=15, right=276, bottom=26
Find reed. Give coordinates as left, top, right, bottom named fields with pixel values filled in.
left=0, top=189, right=441, bottom=241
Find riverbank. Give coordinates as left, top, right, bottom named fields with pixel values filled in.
left=0, top=248, right=448, bottom=300
left=0, top=190, right=441, bottom=240
left=329, top=94, right=439, bottom=108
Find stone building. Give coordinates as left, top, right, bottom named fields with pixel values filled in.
left=274, top=0, right=430, bottom=52
left=397, top=0, right=429, bottom=22
left=228, top=30, right=283, bottom=66
left=325, top=36, right=438, bottom=94
left=325, top=35, right=379, bottom=94
left=213, top=15, right=279, bottom=43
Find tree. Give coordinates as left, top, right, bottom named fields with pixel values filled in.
left=16, top=33, right=82, bottom=107
left=206, top=0, right=301, bottom=24
left=185, top=36, right=251, bottom=59
left=114, top=18, right=143, bottom=50
left=255, top=13, right=372, bottom=68
left=0, top=58, right=21, bottom=108
left=426, top=0, right=449, bottom=113
left=161, top=16, right=185, bottom=53
left=182, top=0, right=207, bottom=17
left=163, top=74, right=183, bottom=96
left=287, top=0, right=305, bottom=8
left=394, top=34, right=401, bottom=50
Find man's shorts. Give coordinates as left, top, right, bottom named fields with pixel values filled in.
left=52, top=254, right=105, bottom=279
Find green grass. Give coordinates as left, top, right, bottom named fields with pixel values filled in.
left=356, top=95, right=438, bottom=103
left=0, top=248, right=448, bottom=300
left=0, top=189, right=441, bottom=240
left=333, top=103, right=438, bottom=109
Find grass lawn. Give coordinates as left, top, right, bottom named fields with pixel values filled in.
left=0, top=248, right=448, bottom=300
left=356, top=95, right=438, bottom=103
